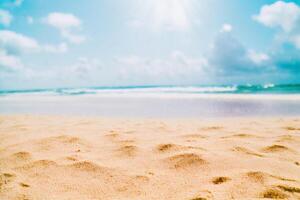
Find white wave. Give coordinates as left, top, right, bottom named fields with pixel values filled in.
left=88, top=86, right=237, bottom=94
left=58, top=88, right=97, bottom=95
left=263, top=83, right=275, bottom=89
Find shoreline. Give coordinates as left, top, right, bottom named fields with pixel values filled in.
left=2, top=93, right=300, bottom=100
left=1, top=94, right=300, bottom=118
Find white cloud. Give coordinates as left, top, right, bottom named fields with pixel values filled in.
left=0, top=30, right=35, bottom=72
left=45, top=12, right=85, bottom=44
left=220, top=23, right=232, bottom=33
left=130, top=0, right=195, bottom=31
left=43, top=42, right=68, bottom=53
left=0, top=30, right=68, bottom=72
left=0, top=30, right=39, bottom=54
left=46, top=12, right=81, bottom=30
left=247, top=50, right=269, bottom=64
left=254, top=1, right=300, bottom=49
left=71, top=57, right=102, bottom=77
left=253, top=1, right=300, bottom=32
left=0, top=49, right=23, bottom=71
left=61, top=30, right=85, bottom=44
left=0, top=30, right=69, bottom=54
left=116, top=51, right=208, bottom=81
left=0, top=9, right=13, bottom=26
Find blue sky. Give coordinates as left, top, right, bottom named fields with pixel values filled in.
left=0, top=0, right=300, bottom=89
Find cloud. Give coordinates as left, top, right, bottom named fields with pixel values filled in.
left=0, top=30, right=39, bottom=55
left=61, top=30, right=85, bottom=44
left=207, top=25, right=299, bottom=82
left=116, top=51, right=208, bottom=83
left=0, top=9, right=13, bottom=26
left=254, top=1, right=300, bottom=49
left=0, top=49, right=23, bottom=71
left=207, top=29, right=273, bottom=79
left=0, top=31, right=28, bottom=72
left=0, top=30, right=69, bottom=54
left=71, top=57, right=102, bottom=78
left=46, top=12, right=81, bottom=30
left=45, top=12, right=85, bottom=44
left=247, top=50, right=270, bottom=64
left=43, top=42, right=68, bottom=53
left=253, top=1, right=300, bottom=32
left=130, top=0, right=195, bottom=31
left=10, top=57, right=103, bottom=88
left=0, top=30, right=68, bottom=72
left=208, top=31, right=249, bottom=75
left=220, top=23, right=232, bottom=33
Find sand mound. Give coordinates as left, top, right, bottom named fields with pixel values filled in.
left=183, top=134, right=207, bottom=139
left=105, top=132, right=119, bottom=138
left=0, top=151, right=32, bottom=168
left=166, top=153, right=206, bottom=169
left=233, top=146, right=264, bottom=157
left=55, top=135, right=81, bottom=144
left=156, top=143, right=182, bottom=153
left=38, top=135, right=85, bottom=145
left=190, top=190, right=214, bottom=200
left=156, top=144, right=205, bottom=153
left=35, top=135, right=89, bottom=153
left=117, top=145, right=138, bottom=157
left=19, top=182, right=30, bottom=188
left=245, top=171, right=268, bottom=183
left=277, top=185, right=300, bottom=193
left=11, top=151, right=32, bottom=161
left=201, top=126, right=222, bottom=131
left=0, top=172, right=16, bottom=195
left=223, top=133, right=260, bottom=139
left=19, top=159, right=57, bottom=171
left=69, top=161, right=106, bottom=172
left=277, top=135, right=300, bottom=143
left=0, top=172, right=15, bottom=186
left=212, top=176, right=231, bottom=184
left=260, top=187, right=288, bottom=199
left=134, top=175, right=150, bottom=183
left=284, top=127, right=300, bottom=131
left=244, top=171, right=296, bottom=184
left=262, top=144, right=290, bottom=153
left=118, top=139, right=135, bottom=145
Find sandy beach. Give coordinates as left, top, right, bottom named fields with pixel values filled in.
left=0, top=115, right=299, bottom=200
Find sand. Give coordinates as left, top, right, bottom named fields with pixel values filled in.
left=0, top=115, right=300, bottom=200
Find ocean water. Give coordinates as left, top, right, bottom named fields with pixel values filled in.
left=1, top=84, right=300, bottom=96
left=1, top=84, right=300, bottom=117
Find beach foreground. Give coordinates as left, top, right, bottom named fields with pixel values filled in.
left=0, top=115, right=300, bottom=200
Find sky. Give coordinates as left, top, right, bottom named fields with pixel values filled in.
left=0, top=0, right=300, bottom=89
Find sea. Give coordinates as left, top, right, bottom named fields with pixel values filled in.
left=1, top=84, right=300, bottom=118
left=1, top=84, right=300, bottom=96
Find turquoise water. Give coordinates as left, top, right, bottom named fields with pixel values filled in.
left=1, top=84, right=300, bottom=96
